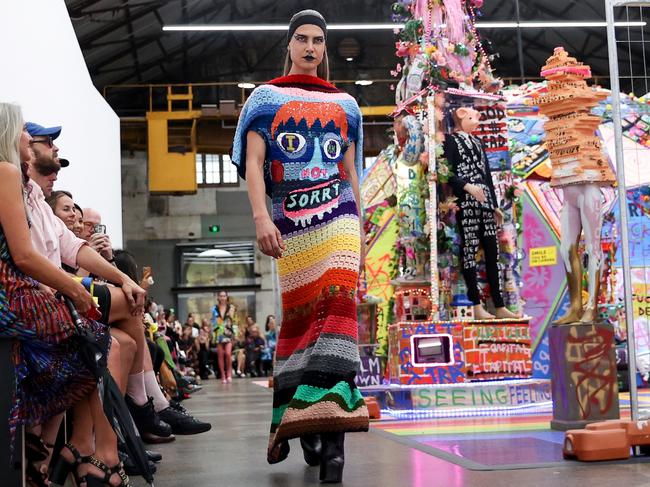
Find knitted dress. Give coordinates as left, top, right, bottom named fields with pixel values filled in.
left=232, top=74, right=369, bottom=463
left=0, top=211, right=108, bottom=445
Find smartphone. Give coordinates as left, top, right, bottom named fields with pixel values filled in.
left=94, top=224, right=107, bottom=234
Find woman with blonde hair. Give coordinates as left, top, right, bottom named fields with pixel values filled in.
left=0, top=103, right=130, bottom=486
left=232, top=10, right=369, bottom=483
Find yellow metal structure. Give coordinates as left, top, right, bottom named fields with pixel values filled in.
left=360, top=106, right=395, bottom=117
left=147, top=85, right=201, bottom=194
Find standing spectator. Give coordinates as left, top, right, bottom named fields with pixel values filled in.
left=211, top=291, right=237, bottom=383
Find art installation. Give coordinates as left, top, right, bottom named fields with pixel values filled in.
left=353, top=3, right=649, bottom=472
left=534, top=47, right=616, bottom=324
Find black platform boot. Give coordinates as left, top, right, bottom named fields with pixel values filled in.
left=319, top=432, right=344, bottom=483
left=300, top=434, right=322, bottom=466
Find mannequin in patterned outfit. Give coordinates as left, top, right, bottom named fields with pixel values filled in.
left=444, top=107, right=519, bottom=320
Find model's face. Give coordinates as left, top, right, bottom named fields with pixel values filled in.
left=218, top=292, right=228, bottom=303
left=54, top=195, right=76, bottom=230
left=288, top=24, right=325, bottom=74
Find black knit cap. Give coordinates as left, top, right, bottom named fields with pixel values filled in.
left=287, top=9, right=327, bottom=44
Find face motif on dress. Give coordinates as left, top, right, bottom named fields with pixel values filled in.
left=270, top=100, right=349, bottom=228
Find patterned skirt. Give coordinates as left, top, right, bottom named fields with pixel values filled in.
left=268, top=213, right=369, bottom=463
left=0, top=260, right=107, bottom=437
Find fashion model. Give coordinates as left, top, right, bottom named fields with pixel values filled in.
left=232, top=9, right=369, bottom=483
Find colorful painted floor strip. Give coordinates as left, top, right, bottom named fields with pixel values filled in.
left=370, top=390, right=650, bottom=470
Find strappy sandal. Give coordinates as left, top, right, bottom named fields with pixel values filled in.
left=25, top=433, right=52, bottom=487
left=85, top=456, right=131, bottom=487
left=49, top=442, right=91, bottom=487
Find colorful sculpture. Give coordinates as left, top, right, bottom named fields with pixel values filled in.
left=535, top=48, right=616, bottom=324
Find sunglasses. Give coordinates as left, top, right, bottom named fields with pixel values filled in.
left=29, top=136, right=54, bottom=148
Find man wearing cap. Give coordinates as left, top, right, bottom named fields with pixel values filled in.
left=23, top=122, right=177, bottom=444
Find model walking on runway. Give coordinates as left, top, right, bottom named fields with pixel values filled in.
left=232, top=9, right=369, bottom=483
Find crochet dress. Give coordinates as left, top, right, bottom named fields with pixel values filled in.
left=232, top=74, right=369, bottom=463
left=0, top=207, right=108, bottom=444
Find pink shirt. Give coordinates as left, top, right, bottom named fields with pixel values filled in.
left=25, top=179, right=86, bottom=268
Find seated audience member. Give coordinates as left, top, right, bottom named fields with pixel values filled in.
left=233, top=325, right=247, bottom=378
left=25, top=122, right=171, bottom=445
left=80, top=206, right=113, bottom=262
left=113, top=250, right=211, bottom=436
left=195, top=322, right=212, bottom=380
left=46, top=190, right=138, bottom=396
left=244, top=315, right=256, bottom=339
left=0, top=104, right=128, bottom=486
left=73, top=204, right=84, bottom=237
left=46, top=188, right=83, bottom=238
left=245, top=325, right=266, bottom=378
left=262, top=315, right=278, bottom=376
left=185, top=313, right=199, bottom=338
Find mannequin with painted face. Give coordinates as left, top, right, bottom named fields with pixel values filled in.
left=232, top=9, right=369, bottom=483
left=444, top=107, right=519, bottom=320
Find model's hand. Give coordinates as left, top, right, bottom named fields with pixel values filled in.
left=464, top=183, right=487, bottom=204
left=494, top=208, right=504, bottom=226
left=255, top=216, right=286, bottom=259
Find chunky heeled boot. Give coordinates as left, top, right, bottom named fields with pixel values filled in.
left=319, top=432, right=345, bottom=484
left=300, top=434, right=322, bottom=466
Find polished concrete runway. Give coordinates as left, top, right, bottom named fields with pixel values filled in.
left=144, top=379, right=650, bottom=487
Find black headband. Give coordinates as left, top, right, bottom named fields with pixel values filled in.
left=287, top=10, right=327, bottom=44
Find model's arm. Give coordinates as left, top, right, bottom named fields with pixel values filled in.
left=246, top=130, right=286, bottom=258
left=0, top=163, right=95, bottom=312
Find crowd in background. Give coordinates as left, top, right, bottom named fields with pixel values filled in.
left=147, top=297, right=278, bottom=384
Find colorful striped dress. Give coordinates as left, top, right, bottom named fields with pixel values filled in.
left=233, top=74, right=369, bottom=463
left=0, top=213, right=107, bottom=443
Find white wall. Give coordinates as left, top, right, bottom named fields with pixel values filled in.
left=0, top=0, right=123, bottom=247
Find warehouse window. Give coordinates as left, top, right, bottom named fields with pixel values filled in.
left=195, top=153, right=239, bottom=187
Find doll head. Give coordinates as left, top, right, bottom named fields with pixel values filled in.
left=453, top=107, right=481, bottom=133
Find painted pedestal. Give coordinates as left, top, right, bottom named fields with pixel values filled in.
left=549, top=323, right=620, bottom=431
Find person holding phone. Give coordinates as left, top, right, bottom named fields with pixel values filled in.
left=81, top=207, right=114, bottom=263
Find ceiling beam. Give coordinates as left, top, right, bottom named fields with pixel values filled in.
left=125, top=4, right=143, bottom=82
left=78, top=2, right=164, bottom=50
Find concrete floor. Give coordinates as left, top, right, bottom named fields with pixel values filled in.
left=143, top=379, right=650, bottom=487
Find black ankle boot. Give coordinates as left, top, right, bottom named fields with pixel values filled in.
left=125, top=396, right=172, bottom=437
left=319, top=432, right=344, bottom=483
left=300, top=434, right=322, bottom=466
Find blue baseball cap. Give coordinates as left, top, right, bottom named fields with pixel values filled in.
left=25, top=122, right=61, bottom=140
